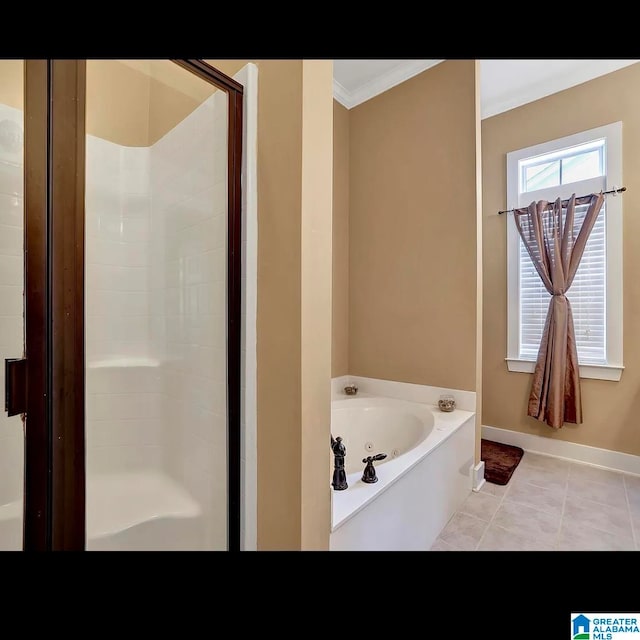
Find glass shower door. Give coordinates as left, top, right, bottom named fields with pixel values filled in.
left=84, top=60, right=240, bottom=550
left=0, top=60, right=24, bottom=550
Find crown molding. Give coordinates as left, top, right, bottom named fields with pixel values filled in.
left=333, top=59, right=445, bottom=109
left=332, top=78, right=352, bottom=109
left=481, top=59, right=640, bottom=119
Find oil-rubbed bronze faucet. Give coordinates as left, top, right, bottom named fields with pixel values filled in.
left=344, top=384, right=358, bottom=396
left=331, top=435, right=348, bottom=491
left=361, top=453, right=387, bottom=484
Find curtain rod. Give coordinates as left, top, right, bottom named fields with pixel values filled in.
left=497, top=187, right=627, bottom=215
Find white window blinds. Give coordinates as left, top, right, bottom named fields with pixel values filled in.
left=518, top=202, right=606, bottom=364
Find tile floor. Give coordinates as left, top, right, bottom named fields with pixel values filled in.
left=431, top=450, right=640, bottom=551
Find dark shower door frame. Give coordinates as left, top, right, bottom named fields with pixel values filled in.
left=22, top=59, right=243, bottom=550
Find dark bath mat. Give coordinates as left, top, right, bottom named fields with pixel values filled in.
left=481, top=439, right=524, bottom=486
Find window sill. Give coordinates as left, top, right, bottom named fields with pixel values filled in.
left=505, top=358, right=624, bottom=381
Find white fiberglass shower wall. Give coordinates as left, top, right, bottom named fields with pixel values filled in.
left=0, top=97, right=24, bottom=550
left=85, top=61, right=229, bottom=550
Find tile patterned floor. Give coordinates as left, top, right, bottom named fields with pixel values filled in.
left=431, top=451, right=640, bottom=551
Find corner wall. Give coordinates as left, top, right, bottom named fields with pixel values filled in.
left=332, top=100, right=350, bottom=377
left=207, top=59, right=333, bottom=550
left=348, top=60, right=479, bottom=392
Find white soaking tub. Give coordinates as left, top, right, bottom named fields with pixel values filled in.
left=330, top=395, right=475, bottom=551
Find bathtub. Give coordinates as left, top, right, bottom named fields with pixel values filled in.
left=330, top=395, right=475, bottom=551
left=332, top=398, right=435, bottom=474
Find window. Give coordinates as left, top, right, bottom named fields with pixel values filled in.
left=506, top=122, right=623, bottom=381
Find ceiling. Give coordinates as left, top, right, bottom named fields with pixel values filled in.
left=333, top=60, right=640, bottom=118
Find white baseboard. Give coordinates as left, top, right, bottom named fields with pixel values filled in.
left=471, top=461, right=486, bottom=492
left=482, top=425, right=640, bottom=477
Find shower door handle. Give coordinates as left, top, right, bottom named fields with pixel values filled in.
left=5, top=358, right=26, bottom=417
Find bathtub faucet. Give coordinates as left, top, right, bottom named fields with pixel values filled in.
left=344, top=384, right=358, bottom=396
left=361, top=453, right=387, bottom=484
left=331, top=435, right=348, bottom=491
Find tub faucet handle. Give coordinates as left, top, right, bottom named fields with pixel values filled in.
left=361, top=453, right=387, bottom=484
left=344, top=384, right=358, bottom=396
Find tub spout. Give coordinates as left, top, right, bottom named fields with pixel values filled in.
left=331, top=435, right=348, bottom=491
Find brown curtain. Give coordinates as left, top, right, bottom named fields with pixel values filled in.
left=514, top=192, right=605, bottom=429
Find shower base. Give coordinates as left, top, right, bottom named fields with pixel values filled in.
left=0, top=470, right=204, bottom=551
left=87, top=471, right=203, bottom=550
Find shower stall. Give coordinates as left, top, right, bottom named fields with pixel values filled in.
left=0, top=59, right=244, bottom=550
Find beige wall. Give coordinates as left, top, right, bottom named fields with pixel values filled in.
left=482, top=62, right=640, bottom=455
left=86, top=60, right=150, bottom=146
left=332, top=100, right=350, bottom=377
left=147, top=62, right=216, bottom=145
left=0, top=60, right=214, bottom=147
left=0, top=60, right=23, bottom=109
left=86, top=60, right=214, bottom=146
left=208, top=60, right=333, bottom=550
left=300, top=61, right=333, bottom=549
left=348, top=60, right=479, bottom=391
left=473, top=61, right=484, bottom=464
left=211, top=60, right=303, bottom=550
